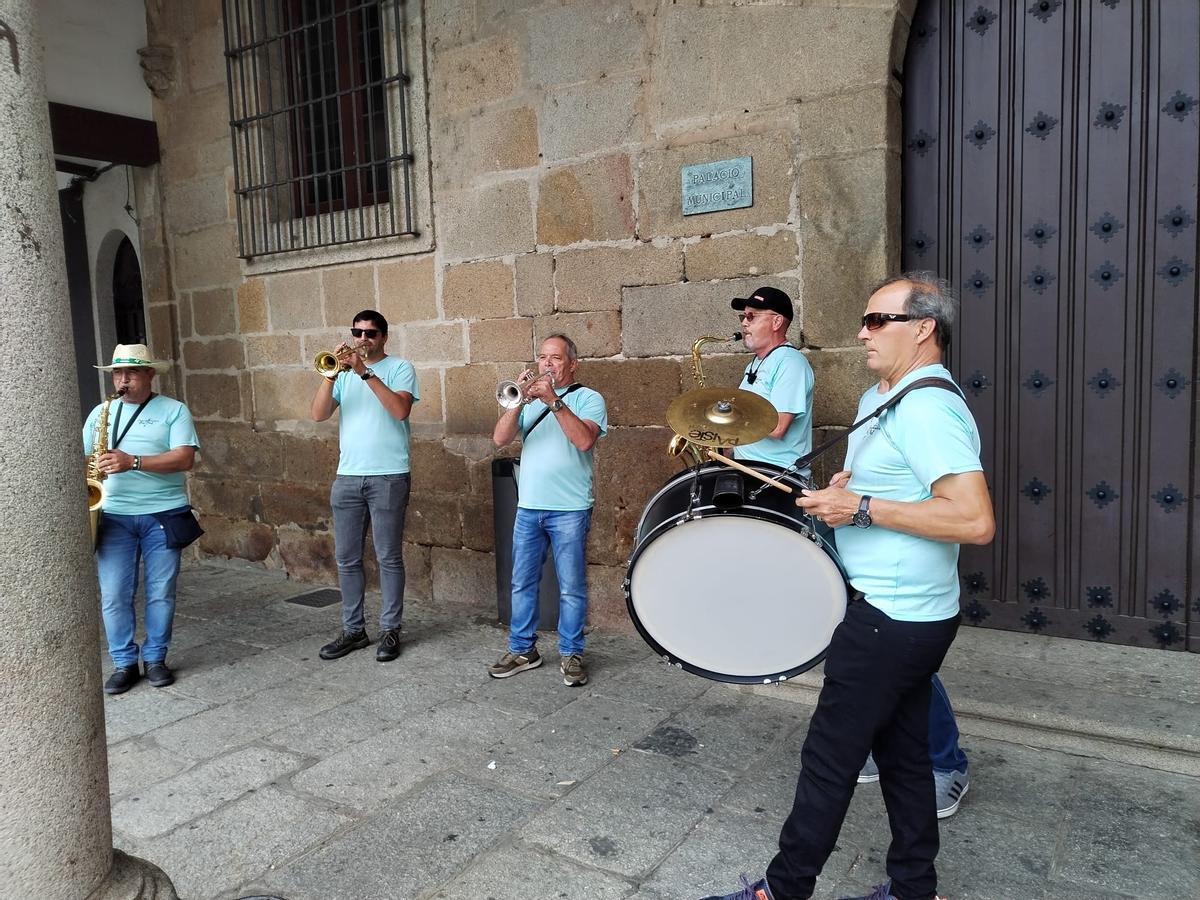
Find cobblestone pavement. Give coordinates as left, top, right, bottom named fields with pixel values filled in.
left=102, top=564, right=1200, bottom=900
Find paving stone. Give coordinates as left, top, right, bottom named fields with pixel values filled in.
left=106, top=740, right=191, bottom=800
left=164, top=646, right=310, bottom=704
left=103, top=689, right=212, bottom=744
left=111, top=745, right=304, bottom=840
left=521, top=749, right=735, bottom=878
left=717, top=721, right=809, bottom=824
left=291, top=701, right=533, bottom=808
left=635, top=686, right=810, bottom=775
left=640, top=810, right=779, bottom=898
left=431, top=842, right=635, bottom=899
left=263, top=772, right=539, bottom=900
left=470, top=695, right=670, bottom=797
left=133, top=785, right=352, bottom=899
left=148, top=678, right=359, bottom=759
left=590, top=657, right=730, bottom=713
left=1052, top=758, right=1200, bottom=897
left=466, top=662, right=595, bottom=719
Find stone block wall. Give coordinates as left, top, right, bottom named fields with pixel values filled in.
left=137, top=0, right=909, bottom=629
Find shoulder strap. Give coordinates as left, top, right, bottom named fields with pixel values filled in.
left=793, top=377, right=964, bottom=470
left=523, top=383, right=583, bottom=440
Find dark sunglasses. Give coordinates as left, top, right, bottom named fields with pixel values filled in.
left=861, top=313, right=912, bottom=330
left=350, top=327, right=381, bottom=338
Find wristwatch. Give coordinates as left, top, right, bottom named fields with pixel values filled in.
left=852, top=495, right=873, bottom=528
left=550, top=398, right=564, bottom=412
left=360, top=368, right=375, bottom=381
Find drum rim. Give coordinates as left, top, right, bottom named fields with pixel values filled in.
left=634, top=459, right=811, bottom=538
left=623, top=514, right=850, bottom=684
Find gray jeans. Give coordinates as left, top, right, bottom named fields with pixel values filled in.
left=331, top=473, right=410, bottom=632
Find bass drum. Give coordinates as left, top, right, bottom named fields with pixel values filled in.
left=624, top=461, right=850, bottom=683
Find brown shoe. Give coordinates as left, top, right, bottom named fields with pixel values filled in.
left=488, top=648, right=542, bottom=679
left=560, top=654, right=588, bottom=687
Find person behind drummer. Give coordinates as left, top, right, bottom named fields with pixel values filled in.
left=703, top=273, right=994, bottom=900
left=488, top=334, right=608, bottom=687
left=729, top=286, right=814, bottom=477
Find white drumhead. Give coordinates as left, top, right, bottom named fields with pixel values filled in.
left=629, top=515, right=847, bottom=679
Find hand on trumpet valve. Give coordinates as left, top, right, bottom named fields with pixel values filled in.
left=521, top=370, right=556, bottom=404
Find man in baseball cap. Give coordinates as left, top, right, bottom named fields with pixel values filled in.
left=728, top=286, right=814, bottom=476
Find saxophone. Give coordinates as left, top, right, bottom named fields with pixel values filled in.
left=666, top=334, right=742, bottom=464
left=87, top=388, right=125, bottom=545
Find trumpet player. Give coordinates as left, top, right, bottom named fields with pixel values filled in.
left=310, top=310, right=419, bottom=663
left=84, top=345, right=200, bottom=695
left=489, top=334, right=608, bottom=687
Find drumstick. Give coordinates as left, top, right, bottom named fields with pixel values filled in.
left=704, top=450, right=794, bottom=494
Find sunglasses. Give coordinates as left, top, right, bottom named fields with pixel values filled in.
left=737, top=312, right=774, bottom=323
left=861, top=313, right=912, bottom=330
left=350, top=327, right=381, bottom=338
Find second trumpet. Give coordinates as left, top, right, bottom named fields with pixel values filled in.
left=496, top=370, right=554, bottom=409
left=314, top=339, right=370, bottom=376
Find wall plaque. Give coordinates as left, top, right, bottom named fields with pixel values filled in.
left=681, top=156, right=752, bottom=216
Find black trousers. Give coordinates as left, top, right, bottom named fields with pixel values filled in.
left=765, top=599, right=960, bottom=900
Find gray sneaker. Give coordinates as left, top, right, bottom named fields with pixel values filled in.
left=934, top=768, right=969, bottom=818
left=560, top=654, right=588, bottom=687
left=857, top=752, right=879, bottom=784
left=488, top=647, right=542, bottom=679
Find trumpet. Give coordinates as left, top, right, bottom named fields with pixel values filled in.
left=496, top=370, right=554, bottom=409
left=314, top=339, right=370, bottom=376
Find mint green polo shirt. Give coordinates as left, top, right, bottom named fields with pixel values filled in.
left=733, top=345, right=815, bottom=473
left=516, top=385, right=608, bottom=510
left=331, top=356, right=419, bottom=475
left=835, top=365, right=984, bottom=622
left=82, top=394, right=200, bottom=515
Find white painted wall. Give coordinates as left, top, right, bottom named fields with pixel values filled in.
left=84, top=167, right=144, bottom=383
left=41, top=0, right=152, bottom=120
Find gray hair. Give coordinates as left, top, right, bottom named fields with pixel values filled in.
left=872, top=271, right=957, bottom=350
left=541, top=332, right=578, bottom=361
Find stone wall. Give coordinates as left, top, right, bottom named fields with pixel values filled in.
left=138, top=0, right=910, bottom=628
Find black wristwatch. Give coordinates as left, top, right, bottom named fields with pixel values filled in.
left=550, top=398, right=564, bottom=412
left=360, top=368, right=375, bottom=381
left=852, top=495, right=873, bottom=528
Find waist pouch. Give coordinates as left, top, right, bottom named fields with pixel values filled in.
left=152, top=507, right=205, bottom=550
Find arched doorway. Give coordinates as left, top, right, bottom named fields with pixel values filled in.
left=112, top=236, right=146, bottom=345
left=901, top=1, right=1199, bottom=651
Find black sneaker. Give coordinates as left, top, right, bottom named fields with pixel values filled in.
left=104, top=665, right=141, bottom=695
left=144, top=661, right=175, bottom=687
left=319, top=629, right=370, bottom=660
left=376, top=629, right=401, bottom=662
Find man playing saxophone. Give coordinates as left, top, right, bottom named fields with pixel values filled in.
left=84, top=344, right=200, bottom=695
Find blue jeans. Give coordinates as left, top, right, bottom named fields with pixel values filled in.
left=331, top=474, right=409, bottom=633
left=96, top=509, right=184, bottom=667
left=509, top=507, right=591, bottom=656
left=929, top=673, right=968, bottom=773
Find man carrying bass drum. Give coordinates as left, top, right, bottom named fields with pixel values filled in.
left=704, top=273, right=995, bottom=900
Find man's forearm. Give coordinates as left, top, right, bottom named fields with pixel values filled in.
left=494, top=407, right=521, bottom=446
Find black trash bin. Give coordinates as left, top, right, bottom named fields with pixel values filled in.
left=492, top=457, right=560, bottom=629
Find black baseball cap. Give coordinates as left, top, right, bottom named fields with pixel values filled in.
left=730, top=286, right=793, bottom=321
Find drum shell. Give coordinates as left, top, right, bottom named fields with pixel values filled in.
left=625, top=461, right=850, bottom=684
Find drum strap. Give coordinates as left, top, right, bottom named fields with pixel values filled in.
left=793, top=376, right=966, bottom=474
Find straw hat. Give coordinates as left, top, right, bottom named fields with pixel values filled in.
left=95, top=343, right=171, bottom=373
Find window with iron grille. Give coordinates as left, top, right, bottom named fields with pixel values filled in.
left=222, top=0, right=420, bottom=260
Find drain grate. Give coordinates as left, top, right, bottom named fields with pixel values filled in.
left=285, top=588, right=341, bottom=608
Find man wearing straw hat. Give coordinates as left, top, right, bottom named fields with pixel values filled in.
left=84, top=344, right=200, bottom=695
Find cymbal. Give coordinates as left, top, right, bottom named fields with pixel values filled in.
left=666, top=387, right=778, bottom=448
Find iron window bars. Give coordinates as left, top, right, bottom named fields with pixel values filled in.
left=222, top=0, right=418, bottom=260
